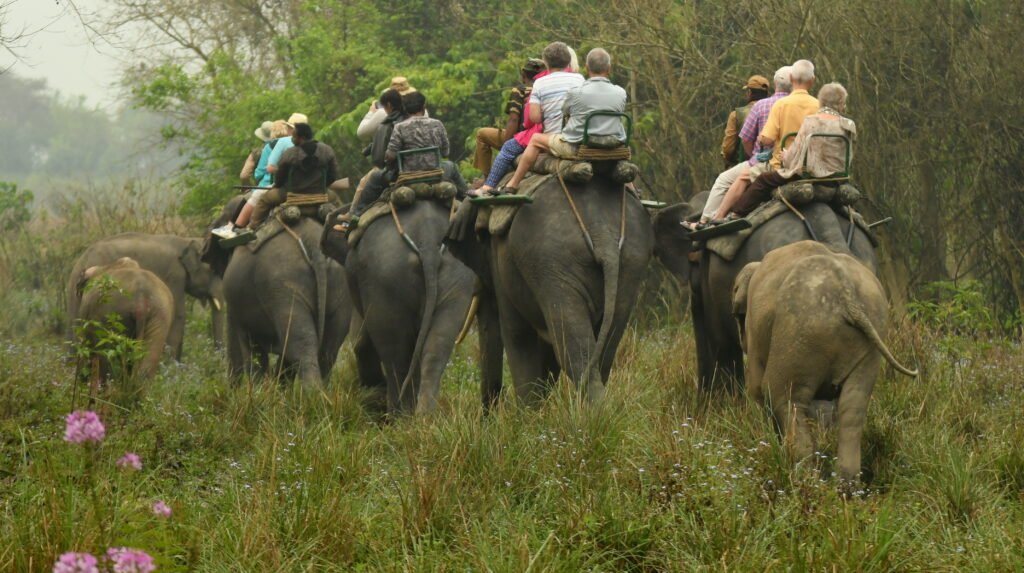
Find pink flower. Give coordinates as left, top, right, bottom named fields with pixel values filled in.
left=116, top=452, right=142, bottom=471
left=106, top=548, right=156, bottom=573
left=53, top=552, right=99, bottom=573
left=152, top=500, right=172, bottom=518
left=64, top=411, right=105, bottom=444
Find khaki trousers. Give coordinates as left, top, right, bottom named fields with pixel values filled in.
left=251, top=187, right=287, bottom=226
left=473, top=127, right=505, bottom=175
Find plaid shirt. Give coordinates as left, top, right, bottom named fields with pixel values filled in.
left=739, top=90, right=790, bottom=165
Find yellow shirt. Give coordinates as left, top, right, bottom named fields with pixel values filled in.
left=760, top=89, right=819, bottom=169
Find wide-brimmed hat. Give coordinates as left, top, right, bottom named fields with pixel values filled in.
left=283, top=112, right=309, bottom=127
left=744, top=75, right=770, bottom=90
left=254, top=120, right=273, bottom=142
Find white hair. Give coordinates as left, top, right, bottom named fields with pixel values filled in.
left=773, top=66, right=793, bottom=91
left=790, top=59, right=815, bottom=84
left=817, top=82, right=848, bottom=111
left=568, top=46, right=579, bottom=73
left=586, top=48, right=612, bottom=74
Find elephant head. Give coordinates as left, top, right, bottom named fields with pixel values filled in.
left=731, top=261, right=760, bottom=353
left=181, top=239, right=225, bottom=346
left=319, top=206, right=350, bottom=264
left=201, top=195, right=248, bottom=278
left=651, top=191, right=707, bottom=285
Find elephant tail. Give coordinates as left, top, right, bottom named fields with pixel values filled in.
left=399, top=237, right=441, bottom=402
left=585, top=229, right=622, bottom=391
left=311, top=242, right=329, bottom=345
left=841, top=288, right=918, bottom=377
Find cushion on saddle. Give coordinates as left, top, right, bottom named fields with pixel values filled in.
left=703, top=182, right=874, bottom=262
left=476, top=172, right=554, bottom=237
left=347, top=180, right=456, bottom=248
left=347, top=201, right=392, bottom=248
left=246, top=214, right=287, bottom=253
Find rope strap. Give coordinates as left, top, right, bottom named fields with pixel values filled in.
left=395, top=169, right=444, bottom=187
left=282, top=193, right=330, bottom=206
left=575, top=146, right=632, bottom=161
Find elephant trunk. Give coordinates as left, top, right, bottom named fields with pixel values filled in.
left=399, top=239, right=441, bottom=406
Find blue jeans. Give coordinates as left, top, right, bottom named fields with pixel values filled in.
left=485, top=138, right=526, bottom=188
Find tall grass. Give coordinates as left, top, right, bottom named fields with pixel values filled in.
left=2, top=194, right=1023, bottom=571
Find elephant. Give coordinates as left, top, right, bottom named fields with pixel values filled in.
left=653, top=192, right=877, bottom=393
left=204, top=196, right=352, bottom=388
left=731, top=241, right=917, bottom=480
left=67, top=233, right=225, bottom=359
left=447, top=175, right=654, bottom=406
left=320, top=200, right=474, bottom=415
left=74, top=257, right=175, bottom=382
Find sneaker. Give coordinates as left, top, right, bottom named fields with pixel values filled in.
left=211, top=224, right=236, bottom=239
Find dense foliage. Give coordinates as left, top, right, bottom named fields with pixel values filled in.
left=106, top=0, right=1024, bottom=327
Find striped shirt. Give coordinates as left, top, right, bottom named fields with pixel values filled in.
left=739, top=90, right=789, bottom=165
left=529, top=70, right=585, bottom=134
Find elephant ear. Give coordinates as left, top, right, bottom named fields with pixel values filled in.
left=180, top=242, right=205, bottom=278
left=319, top=204, right=350, bottom=264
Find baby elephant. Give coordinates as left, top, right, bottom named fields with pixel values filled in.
left=74, top=257, right=175, bottom=382
left=732, top=241, right=917, bottom=481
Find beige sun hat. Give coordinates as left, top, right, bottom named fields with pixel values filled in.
left=283, top=112, right=309, bottom=127
left=254, top=120, right=273, bottom=142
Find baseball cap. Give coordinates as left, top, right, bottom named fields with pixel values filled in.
left=744, top=75, right=770, bottom=90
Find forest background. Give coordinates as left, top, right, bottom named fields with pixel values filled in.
left=4, top=0, right=1024, bottom=328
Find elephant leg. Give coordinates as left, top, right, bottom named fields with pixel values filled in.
left=544, top=298, right=603, bottom=402
left=415, top=294, right=469, bottom=415
left=227, top=318, right=251, bottom=385
left=764, top=357, right=818, bottom=468
left=478, top=291, right=504, bottom=412
left=354, top=329, right=387, bottom=413
left=317, top=311, right=349, bottom=382
left=498, top=296, right=552, bottom=407
left=274, top=308, right=322, bottom=390
left=166, top=302, right=186, bottom=361
left=836, top=354, right=880, bottom=482
left=136, top=313, right=169, bottom=381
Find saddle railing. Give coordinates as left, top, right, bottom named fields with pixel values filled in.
left=576, top=112, right=632, bottom=161
left=395, top=146, right=444, bottom=186
left=779, top=131, right=851, bottom=182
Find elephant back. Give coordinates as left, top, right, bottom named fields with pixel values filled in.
left=704, top=182, right=877, bottom=262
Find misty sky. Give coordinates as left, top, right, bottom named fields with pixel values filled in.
left=3, top=0, right=121, bottom=108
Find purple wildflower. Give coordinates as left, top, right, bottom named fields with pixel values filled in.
left=53, top=552, right=99, bottom=573
left=116, top=453, right=142, bottom=471
left=64, top=411, right=105, bottom=444
left=106, top=548, right=156, bottom=573
left=152, top=500, right=172, bottom=518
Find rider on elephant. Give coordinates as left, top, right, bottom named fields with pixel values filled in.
left=214, top=118, right=294, bottom=237
left=249, top=122, right=344, bottom=226
left=490, top=42, right=589, bottom=194
left=721, top=75, right=769, bottom=169
left=240, top=120, right=273, bottom=185
left=733, top=82, right=857, bottom=216
left=686, top=66, right=792, bottom=231
left=707, top=59, right=819, bottom=224
left=472, top=57, right=546, bottom=177
left=347, top=91, right=463, bottom=222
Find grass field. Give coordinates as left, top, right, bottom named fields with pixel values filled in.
left=2, top=301, right=1024, bottom=571
left=1, top=198, right=1023, bottom=571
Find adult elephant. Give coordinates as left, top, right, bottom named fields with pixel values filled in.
left=205, top=196, right=352, bottom=388
left=321, top=199, right=474, bottom=415
left=67, top=233, right=225, bottom=358
left=74, top=257, right=174, bottom=382
left=653, top=192, right=877, bottom=392
left=447, top=175, right=654, bottom=406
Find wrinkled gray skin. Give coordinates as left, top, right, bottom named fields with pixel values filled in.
left=447, top=176, right=654, bottom=406
left=206, top=196, right=352, bottom=388
left=75, top=257, right=175, bottom=381
left=653, top=192, right=877, bottom=392
left=732, top=241, right=917, bottom=481
left=321, top=200, right=474, bottom=415
left=67, top=233, right=225, bottom=358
